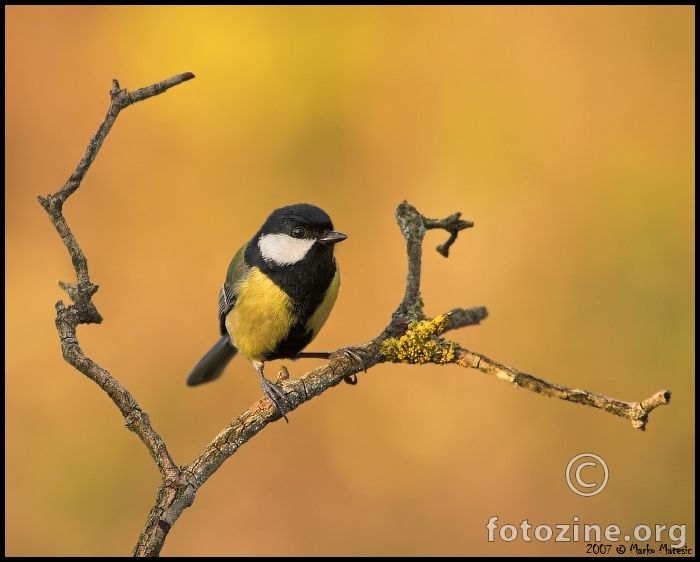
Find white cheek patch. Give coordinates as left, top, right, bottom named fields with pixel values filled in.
left=258, top=233, right=315, bottom=266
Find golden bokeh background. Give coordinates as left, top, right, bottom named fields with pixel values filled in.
left=5, top=6, right=694, bottom=556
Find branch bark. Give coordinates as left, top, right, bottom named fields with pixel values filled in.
left=39, top=75, right=671, bottom=557
left=38, top=73, right=195, bottom=555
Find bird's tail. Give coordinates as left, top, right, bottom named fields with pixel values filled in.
left=186, top=335, right=238, bottom=386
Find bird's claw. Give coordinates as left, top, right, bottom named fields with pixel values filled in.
left=259, top=376, right=290, bottom=423
left=337, top=348, right=365, bottom=385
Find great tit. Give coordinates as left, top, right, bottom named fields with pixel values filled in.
left=186, top=203, right=346, bottom=420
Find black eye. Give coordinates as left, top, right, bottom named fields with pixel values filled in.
left=291, top=226, right=306, bottom=239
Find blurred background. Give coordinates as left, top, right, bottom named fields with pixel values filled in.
left=5, top=6, right=694, bottom=556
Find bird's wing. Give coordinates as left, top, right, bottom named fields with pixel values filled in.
left=218, top=241, right=250, bottom=335
left=218, top=283, right=237, bottom=335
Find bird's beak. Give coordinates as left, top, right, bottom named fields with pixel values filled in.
left=320, top=230, right=347, bottom=245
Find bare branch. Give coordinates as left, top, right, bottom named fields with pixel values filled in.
left=452, top=348, right=671, bottom=431
left=39, top=73, right=195, bottom=208
left=393, top=201, right=428, bottom=321
left=424, top=210, right=474, bottom=257
left=38, top=73, right=195, bottom=501
left=444, top=306, right=489, bottom=331
left=158, top=341, right=379, bottom=530
left=38, top=72, right=195, bottom=290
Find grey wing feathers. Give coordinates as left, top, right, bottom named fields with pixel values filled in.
left=218, top=284, right=237, bottom=336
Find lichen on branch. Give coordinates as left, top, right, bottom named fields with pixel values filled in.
left=382, top=314, right=456, bottom=364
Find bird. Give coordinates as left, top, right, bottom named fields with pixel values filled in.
left=186, top=203, right=346, bottom=421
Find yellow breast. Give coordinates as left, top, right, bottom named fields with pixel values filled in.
left=225, top=265, right=341, bottom=362
left=225, top=267, right=294, bottom=362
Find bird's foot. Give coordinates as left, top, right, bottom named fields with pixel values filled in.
left=259, top=376, right=290, bottom=422
left=253, top=361, right=290, bottom=422
left=335, top=347, right=366, bottom=385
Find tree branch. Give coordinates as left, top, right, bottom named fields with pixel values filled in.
left=40, top=76, right=671, bottom=557
left=451, top=348, right=671, bottom=430
left=424, top=210, right=474, bottom=257
left=38, top=74, right=195, bottom=555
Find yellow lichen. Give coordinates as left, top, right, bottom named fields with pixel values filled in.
left=381, top=314, right=456, bottom=364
